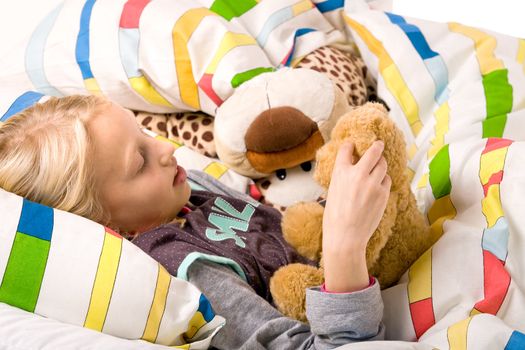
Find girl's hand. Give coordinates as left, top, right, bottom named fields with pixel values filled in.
left=322, top=140, right=391, bottom=292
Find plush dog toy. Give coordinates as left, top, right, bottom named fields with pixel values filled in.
left=213, top=46, right=378, bottom=211
left=269, top=102, right=441, bottom=321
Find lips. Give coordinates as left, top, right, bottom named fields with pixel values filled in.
left=173, top=165, right=187, bottom=186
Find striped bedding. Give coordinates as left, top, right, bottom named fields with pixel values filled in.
left=0, top=0, right=524, bottom=349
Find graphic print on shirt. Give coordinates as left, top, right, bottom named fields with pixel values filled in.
left=205, top=197, right=258, bottom=248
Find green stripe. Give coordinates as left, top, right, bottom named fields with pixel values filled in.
left=0, top=232, right=50, bottom=312
left=210, top=0, right=257, bottom=21
left=231, top=67, right=275, bottom=88
left=482, top=69, right=512, bottom=138
left=482, top=114, right=507, bottom=138
left=429, top=144, right=451, bottom=199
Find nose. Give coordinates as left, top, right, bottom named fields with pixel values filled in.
left=157, top=138, right=176, bottom=167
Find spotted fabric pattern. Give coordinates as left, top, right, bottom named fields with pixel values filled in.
left=296, top=45, right=378, bottom=107
left=135, top=111, right=217, bottom=157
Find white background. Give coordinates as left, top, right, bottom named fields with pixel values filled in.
left=392, top=0, right=525, bottom=39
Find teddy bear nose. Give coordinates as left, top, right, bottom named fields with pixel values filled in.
left=245, top=106, right=319, bottom=153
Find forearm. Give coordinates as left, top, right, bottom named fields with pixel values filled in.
left=187, top=260, right=384, bottom=350
left=323, top=239, right=369, bottom=293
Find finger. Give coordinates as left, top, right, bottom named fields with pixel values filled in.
left=381, top=174, right=392, bottom=189
left=357, top=140, right=384, bottom=173
left=371, top=157, right=388, bottom=182
left=335, top=141, right=356, bottom=166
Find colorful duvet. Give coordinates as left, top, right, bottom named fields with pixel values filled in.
left=0, top=0, right=524, bottom=349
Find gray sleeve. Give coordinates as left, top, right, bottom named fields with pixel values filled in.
left=187, top=260, right=384, bottom=350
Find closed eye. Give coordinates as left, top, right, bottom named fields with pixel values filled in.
left=137, top=148, right=147, bottom=173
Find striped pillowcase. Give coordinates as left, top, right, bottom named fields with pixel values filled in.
left=0, top=187, right=224, bottom=347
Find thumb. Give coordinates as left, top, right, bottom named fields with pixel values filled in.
left=335, top=141, right=356, bottom=166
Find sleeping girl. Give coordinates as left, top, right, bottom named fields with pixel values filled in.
left=0, top=94, right=392, bottom=349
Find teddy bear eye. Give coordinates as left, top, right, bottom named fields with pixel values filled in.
left=300, top=162, right=312, bottom=172
left=276, top=169, right=287, bottom=180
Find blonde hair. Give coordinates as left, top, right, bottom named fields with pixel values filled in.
left=0, top=95, right=111, bottom=225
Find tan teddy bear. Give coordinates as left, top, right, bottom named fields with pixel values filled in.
left=269, top=102, right=441, bottom=321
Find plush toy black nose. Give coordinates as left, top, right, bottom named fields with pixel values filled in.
left=245, top=106, right=318, bottom=153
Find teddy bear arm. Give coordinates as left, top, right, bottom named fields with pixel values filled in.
left=270, top=263, right=324, bottom=322
left=281, top=201, right=324, bottom=261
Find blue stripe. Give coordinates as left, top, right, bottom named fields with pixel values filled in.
left=25, top=3, right=64, bottom=96
left=119, top=28, right=141, bottom=77
left=256, top=7, right=292, bottom=47
left=198, top=294, right=215, bottom=322
left=385, top=12, right=438, bottom=60
left=505, top=331, right=525, bottom=350
left=425, top=55, right=450, bottom=103
left=1, top=92, right=44, bottom=122
left=385, top=12, right=450, bottom=105
left=75, top=0, right=97, bottom=80
left=316, top=0, right=344, bottom=13
left=284, top=28, right=315, bottom=66
left=482, top=217, right=510, bottom=261
left=17, top=199, right=54, bottom=242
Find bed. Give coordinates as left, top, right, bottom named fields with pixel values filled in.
left=0, top=0, right=524, bottom=348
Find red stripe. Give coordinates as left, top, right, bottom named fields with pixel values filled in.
left=105, top=227, right=123, bottom=239
left=198, top=74, right=223, bottom=106
left=120, top=0, right=150, bottom=28
left=409, top=298, right=435, bottom=339
left=473, top=250, right=511, bottom=315
left=482, top=170, right=504, bottom=196
left=482, top=138, right=513, bottom=154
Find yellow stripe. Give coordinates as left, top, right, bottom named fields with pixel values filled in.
left=408, top=143, right=418, bottom=160
left=172, top=345, right=190, bottom=349
left=184, top=312, right=206, bottom=340
left=345, top=15, right=421, bottom=136
left=518, top=39, right=525, bottom=72
left=408, top=248, right=432, bottom=302
left=479, top=147, right=508, bottom=184
left=428, top=194, right=457, bottom=238
left=417, top=173, right=429, bottom=189
left=173, top=8, right=217, bottom=109
left=482, top=185, right=504, bottom=228
left=291, top=54, right=306, bottom=67
left=84, top=232, right=122, bottom=331
left=429, top=102, right=450, bottom=160
left=449, top=22, right=504, bottom=75
left=84, top=78, right=102, bottom=95
left=203, top=162, right=228, bottom=179
left=205, top=32, right=256, bottom=74
left=292, top=0, right=313, bottom=16
left=129, top=76, right=173, bottom=107
left=447, top=317, right=472, bottom=350
left=155, top=135, right=183, bottom=149
left=142, top=266, right=171, bottom=342
left=470, top=308, right=482, bottom=317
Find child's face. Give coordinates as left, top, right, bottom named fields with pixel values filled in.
left=89, top=102, right=191, bottom=234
